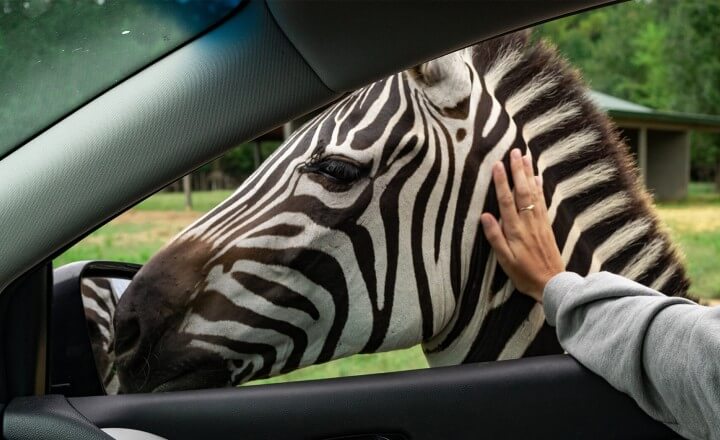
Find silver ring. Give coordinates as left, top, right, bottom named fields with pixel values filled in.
left=519, top=204, right=535, bottom=212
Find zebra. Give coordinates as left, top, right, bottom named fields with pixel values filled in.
left=112, top=31, right=689, bottom=394
left=80, top=277, right=120, bottom=394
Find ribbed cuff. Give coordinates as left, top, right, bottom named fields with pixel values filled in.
left=543, top=271, right=584, bottom=327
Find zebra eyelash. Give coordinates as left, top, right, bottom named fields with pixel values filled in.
left=300, top=155, right=368, bottom=185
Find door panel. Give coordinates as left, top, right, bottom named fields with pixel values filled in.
left=3, top=395, right=111, bottom=440
left=59, top=356, right=677, bottom=440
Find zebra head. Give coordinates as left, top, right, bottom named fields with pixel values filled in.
left=114, top=32, right=689, bottom=393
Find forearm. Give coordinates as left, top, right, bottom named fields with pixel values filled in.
left=544, top=272, right=720, bottom=440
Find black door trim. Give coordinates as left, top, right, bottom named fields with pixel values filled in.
left=65, top=355, right=679, bottom=440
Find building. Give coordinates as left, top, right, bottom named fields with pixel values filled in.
left=590, top=91, right=720, bottom=201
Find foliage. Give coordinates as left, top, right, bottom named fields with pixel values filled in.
left=535, top=0, right=720, bottom=185
left=691, top=133, right=720, bottom=181
left=218, top=141, right=281, bottom=179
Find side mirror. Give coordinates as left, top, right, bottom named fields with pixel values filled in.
left=51, top=261, right=140, bottom=396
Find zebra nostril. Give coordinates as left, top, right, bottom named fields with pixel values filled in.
left=114, top=315, right=141, bottom=356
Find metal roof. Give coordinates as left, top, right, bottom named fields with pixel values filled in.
left=590, top=91, right=653, bottom=113
left=589, top=90, right=720, bottom=132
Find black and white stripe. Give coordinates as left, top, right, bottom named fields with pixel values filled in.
left=81, top=277, right=120, bottom=394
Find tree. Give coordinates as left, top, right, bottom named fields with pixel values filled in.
left=536, top=0, right=720, bottom=189
left=665, top=1, right=720, bottom=189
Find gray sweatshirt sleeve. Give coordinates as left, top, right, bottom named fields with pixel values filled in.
left=543, top=271, right=720, bottom=440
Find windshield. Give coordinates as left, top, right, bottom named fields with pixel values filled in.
left=0, top=0, right=241, bottom=158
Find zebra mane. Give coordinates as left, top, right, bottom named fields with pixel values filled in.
left=484, top=31, right=688, bottom=297
left=424, top=32, right=691, bottom=364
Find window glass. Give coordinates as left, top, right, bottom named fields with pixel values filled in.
left=55, top=0, right=720, bottom=394
left=0, top=0, right=241, bottom=157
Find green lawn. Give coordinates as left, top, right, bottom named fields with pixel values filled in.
left=668, top=228, right=720, bottom=299
left=247, top=346, right=427, bottom=386
left=656, top=182, right=720, bottom=299
left=55, top=220, right=172, bottom=267
left=56, top=183, right=720, bottom=385
left=134, top=190, right=234, bottom=212
left=54, top=191, right=233, bottom=267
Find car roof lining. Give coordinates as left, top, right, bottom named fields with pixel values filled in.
left=268, top=0, right=624, bottom=92
left=0, top=0, right=621, bottom=294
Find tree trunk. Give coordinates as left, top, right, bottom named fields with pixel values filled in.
left=211, top=160, right=222, bottom=190
left=183, top=175, right=192, bottom=210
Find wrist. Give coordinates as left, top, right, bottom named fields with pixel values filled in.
left=529, top=287, right=544, bottom=304
left=533, top=272, right=562, bottom=303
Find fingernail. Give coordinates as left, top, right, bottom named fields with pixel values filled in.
left=523, top=155, right=532, bottom=166
left=511, top=149, right=521, bottom=159
left=480, top=214, right=491, bottom=228
left=535, top=175, right=543, bottom=186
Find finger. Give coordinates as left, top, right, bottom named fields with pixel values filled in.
left=481, top=213, right=515, bottom=262
left=534, top=175, right=549, bottom=216
left=510, top=149, right=533, bottom=211
left=523, top=155, right=536, bottom=193
left=492, top=161, right=519, bottom=226
left=523, top=154, right=540, bottom=216
left=523, top=156, right=548, bottom=225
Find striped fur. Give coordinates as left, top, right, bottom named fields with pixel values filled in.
left=112, top=32, right=689, bottom=393
left=81, top=277, right=120, bottom=394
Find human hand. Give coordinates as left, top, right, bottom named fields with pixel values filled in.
left=480, top=149, right=565, bottom=303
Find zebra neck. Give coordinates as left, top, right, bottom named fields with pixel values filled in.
left=420, top=251, right=546, bottom=367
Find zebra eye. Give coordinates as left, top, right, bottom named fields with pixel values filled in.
left=303, top=156, right=364, bottom=184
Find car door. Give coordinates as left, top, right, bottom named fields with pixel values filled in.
left=0, top=1, right=680, bottom=438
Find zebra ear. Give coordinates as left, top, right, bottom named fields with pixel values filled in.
left=409, top=50, right=470, bottom=87
left=409, top=56, right=451, bottom=87
left=408, top=51, right=472, bottom=111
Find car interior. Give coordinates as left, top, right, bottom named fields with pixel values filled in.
left=0, top=1, right=684, bottom=438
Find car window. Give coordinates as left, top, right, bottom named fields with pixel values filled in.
left=54, top=0, right=720, bottom=394
left=0, top=0, right=241, bottom=158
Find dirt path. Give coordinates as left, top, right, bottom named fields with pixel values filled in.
left=81, top=210, right=204, bottom=248
left=657, top=206, right=720, bottom=233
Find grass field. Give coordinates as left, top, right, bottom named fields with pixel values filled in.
left=656, top=183, right=720, bottom=300
left=55, top=182, right=720, bottom=385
